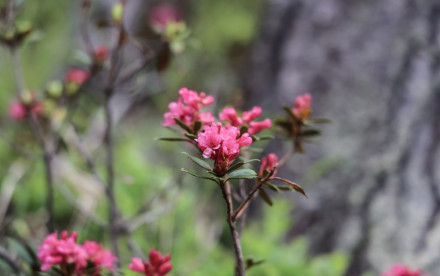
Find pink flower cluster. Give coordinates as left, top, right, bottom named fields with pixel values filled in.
left=381, top=264, right=430, bottom=276
left=219, top=106, right=272, bottom=135
left=196, top=122, right=252, bottom=174
left=129, top=249, right=172, bottom=276
left=163, top=87, right=215, bottom=130
left=259, top=153, right=278, bottom=178
left=292, top=93, right=312, bottom=120
left=148, top=3, right=183, bottom=33
left=37, top=231, right=116, bottom=274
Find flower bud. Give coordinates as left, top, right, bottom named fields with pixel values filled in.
left=46, top=81, right=63, bottom=98
left=112, top=3, right=124, bottom=25
left=8, top=101, right=27, bottom=121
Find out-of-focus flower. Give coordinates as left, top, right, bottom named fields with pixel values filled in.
left=37, top=231, right=116, bottom=274
left=292, top=93, right=312, bottom=120
left=219, top=106, right=272, bottom=135
left=8, top=99, right=44, bottom=121
left=163, top=87, right=215, bottom=131
left=381, top=264, right=431, bottom=276
left=129, top=249, right=172, bottom=276
left=37, top=231, right=87, bottom=273
left=65, top=68, right=90, bottom=95
left=196, top=122, right=252, bottom=175
left=259, top=153, right=278, bottom=179
left=65, top=68, right=90, bottom=86
left=82, top=241, right=116, bottom=274
left=8, top=101, right=27, bottom=120
left=94, top=45, right=109, bottom=64
left=148, top=3, right=183, bottom=34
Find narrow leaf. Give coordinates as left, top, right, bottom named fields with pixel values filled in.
left=283, top=106, right=297, bottom=121
left=227, top=159, right=259, bottom=174
left=173, top=118, right=192, bottom=133
left=310, top=117, right=332, bottom=124
left=181, top=168, right=218, bottom=183
left=157, top=137, right=191, bottom=142
left=182, top=152, right=212, bottom=170
left=264, top=182, right=281, bottom=192
left=301, top=128, right=321, bottom=137
left=258, top=189, right=273, bottom=206
left=193, top=121, right=202, bottom=133
left=245, top=258, right=266, bottom=270
left=227, top=168, right=257, bottom=180
left=273, top=177, right=307, bottom=197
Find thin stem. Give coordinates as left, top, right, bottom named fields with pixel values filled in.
left=11, top=47, right=25, bottom=95
left=277, top=146, right=294, bottom=168
left=80, top=0, right=95, bottom=57
left=219, top=180, right=245, bottom=276
left=102, top=2, right=127, bottom=265
left=104, top=92, right=120, bottom=262
left=233, top=172, right=273, bottom=221
left=28, top=117, right=55, bottom=232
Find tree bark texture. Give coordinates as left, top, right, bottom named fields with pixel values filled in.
left=246, top=0, right=440, bottom=275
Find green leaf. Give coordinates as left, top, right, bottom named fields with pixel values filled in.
left=273, top=177, right=307, bottom=197
left=264, top=182, right=281, bottom=192
left=184, top=133, right=198, bottom=139
left=181, top=168, right=219, bottom=183
left=283, top=105, right=297, bottom=121
left=256, top=135, right=274, bottom=141
left=157, top=137, right=191, bottom=142
left=226, top=159, right=259, bottom=174
left=173, top=118, right=192, bottom=133
left=258, top=189, right=273, bottom=206
left=245, top=257, right=266, bottom=270
left=182, top=152, right=212, bottom=170
left=301, top=128, right=321, bottom=137
left=240, top=125, right=249, bottom=135
left=310, top=117, right=332, bottom=124
left=227, top=168, right=257, bottom=180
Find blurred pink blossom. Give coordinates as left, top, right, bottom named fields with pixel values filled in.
left=129, top=249, right=172, bottom=276
left=292, top=93, right=312, bottom=120
left=219, top=106, right=271, bottom=135
left=148, top=3, right=183, bottom=33
left=259, top=153, right=278, bottom=178
left=381, top=264, right=430, bottom=276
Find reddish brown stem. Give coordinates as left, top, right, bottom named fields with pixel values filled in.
left=219, top=180, right=245, bottom=276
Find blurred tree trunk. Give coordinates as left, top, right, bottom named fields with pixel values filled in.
left=245, top=0, right=440, bottom=275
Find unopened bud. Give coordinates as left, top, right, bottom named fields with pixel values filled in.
left=46, top=81, right=63, bottom=98
left=112, top=3, right=124, bottom=25
left=20, top=89, right=33, bottom=105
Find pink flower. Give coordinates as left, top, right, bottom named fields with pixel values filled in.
left=248, top=119, right=272, bottom=135
left=292, top=93, right=312, bottom=120
left=196, top=122, right=252, bottom=175
left=129, top=249, right=172, bottom=276
left=219, top=107, right=243, bottom=126
left=242, top=106, right=262, bottom=123
left=259, top=153, right=278, bottom=178
left=219, top=106, right=271, bottom=135
left=94, top=45, right=109, bottom=64
left=162, top=87, right=215, bottom=130
left=65, top=68, right=90, bottom=85
left=37, top=231, right=116, bottom=274
left=82, top=241, right=116, bottom=273
left=8, top=101, right=27, bottom=120
left=148, top=3, right=183, bottom=33
left=381, top=264, right=430, bottom=276
left=37, top=231, right=87, bottom=273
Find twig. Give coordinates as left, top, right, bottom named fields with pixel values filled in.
left=233, top=172, right=273, bottom=221
left=219, top=180, right=245, bottom=276
left=103, top=4, right=127, bottom=264
left=80, top=0, right=95, bottom=57
left=0, top=245, right=25, bottom=275
left=277, top=146, right=294, bottom=168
